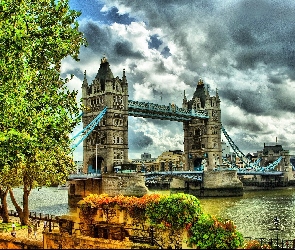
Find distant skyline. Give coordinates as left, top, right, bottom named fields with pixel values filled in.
left=62, top=0, right=295, bottom=161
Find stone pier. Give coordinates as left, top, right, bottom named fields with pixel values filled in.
left=68, top=173, right=148, bottom=208
left=170, top=170, right=243, bottom=197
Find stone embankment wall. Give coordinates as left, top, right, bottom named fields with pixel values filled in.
left=68, top=173, right=148, bottom=208
left=43, top=200, right=191, bottom=249
left=43, top=232, right=147, bottom=249
left=68, top=177, right=102, bottom=208
left=0, top=234, right=43, bottom=249
left=101, top=173, right=148, bottom=196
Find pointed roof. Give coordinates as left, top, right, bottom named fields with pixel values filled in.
left=190, top=78, right=206, bottom=108
left=95, top=56, right=114, bottom=81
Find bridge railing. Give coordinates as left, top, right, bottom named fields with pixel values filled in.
left=68, top=173, right=102, bottom=179
left=128, top=100, right=209, bottom=119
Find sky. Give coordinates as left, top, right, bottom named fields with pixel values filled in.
left=61, top=0, right=295, bottom=161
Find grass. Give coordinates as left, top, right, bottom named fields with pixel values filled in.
left=0, top=222, right=27, bottom=232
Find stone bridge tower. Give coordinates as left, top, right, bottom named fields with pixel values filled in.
left=183, top=79, right=222, bottom=171
left=81, top=57, right=129, bottom=173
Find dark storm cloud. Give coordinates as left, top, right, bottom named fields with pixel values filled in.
left=79, top=21, right=143, bottom=64
left=226, top=0, right=295, bottom=73
left=220, top=81, right=295, bottom=117
left=128, top=129, right=153, bottom=150
left=231, top=28, right=257, bottom=47
left=114, top=41, right=142, bottom=58
left=81, top=21, right=113, bottom=54
left=220, top=88, right=273, bottom=115
left=268, top=75, right=284, bottom=85
left=222, top=113, right=266, bottom=134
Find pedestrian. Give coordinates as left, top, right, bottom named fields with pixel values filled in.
left=11, top=230, right=16, bottom=237
left=43, top=220, right=47, bottom=231
left=28, top=225, right=32, bottom=238
left=11, top=222, right=16, bottom=231
left=33, top=224, right=38, bottom=239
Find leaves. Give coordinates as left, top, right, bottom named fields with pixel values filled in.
left=0, top=0, right=86, bottom=223
left=188, top=213, right=244, bottom=249
left=81, top=193, right=244, bottom=248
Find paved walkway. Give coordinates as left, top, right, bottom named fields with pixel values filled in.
left=0, top=216, right=59, bottom=242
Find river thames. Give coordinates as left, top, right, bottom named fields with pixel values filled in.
left=7, top=187, right=295, bottom=240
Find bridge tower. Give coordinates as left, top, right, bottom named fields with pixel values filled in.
left=183, top=79, right=222, bottom=171
left=81, top=56, right=129, bottom=173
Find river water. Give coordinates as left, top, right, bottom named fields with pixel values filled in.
left=7, top=187, right=295, bottom=239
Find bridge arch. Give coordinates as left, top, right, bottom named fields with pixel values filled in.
left=87, top=154, right=105, bottom=174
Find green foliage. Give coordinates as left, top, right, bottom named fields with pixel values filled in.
left=82, top=193, right=245, bottom=249
left=0, top=0, right=86, bottom=187
left=0, top=0, right=86, bottom=224
left=188, top=213, right=244, bottom=249
left=145, top=193, right=202, bottom=230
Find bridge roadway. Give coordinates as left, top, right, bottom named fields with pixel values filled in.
left=68, top=170, right=284, bottom=182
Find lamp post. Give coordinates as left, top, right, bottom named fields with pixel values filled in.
left=95, top=144, right=98, bottom=174
left=274, top=216, right=280, bottom=249
left=269, top=216, right=281, bottom=249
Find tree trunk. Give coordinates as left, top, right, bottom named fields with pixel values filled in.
left=22, top=184, right=30, bottom=225
left=9, top=189, right=25, bottom=225
left=0, top=189, right=10, bottom=223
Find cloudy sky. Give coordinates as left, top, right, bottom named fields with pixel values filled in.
left=62, top=0, right=295, bottom=161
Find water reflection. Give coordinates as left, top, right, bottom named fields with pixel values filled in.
left=200, top=189, right=295, bottom=239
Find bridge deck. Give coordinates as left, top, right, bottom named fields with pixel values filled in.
left=128, top=100, right=209, bottom=121
left=68, top=170, right=283, bottom=181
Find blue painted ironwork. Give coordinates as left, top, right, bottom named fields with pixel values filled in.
left=128, top=100, right=209, bottom=121
left=221, top=125, right=245, bottom=158
left=221, top=125, right=283, bottom=171
left=144, top=171, right=204, bottom=182
left=71, top=107, right=107, bottom=149
left=253, top=157, right=262, bottom=167
left=74, top=112, right=84, bottom=120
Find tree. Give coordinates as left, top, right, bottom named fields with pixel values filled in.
left=0, top=0, right=86, bottom=224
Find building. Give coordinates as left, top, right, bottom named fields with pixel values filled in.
left=258, top=143, right=291, bottom=171
left=81, top=56, right=129, bottom=173
left=182, top=79, right=223, bottom=170
left=131, top=150, right=184, bottom=172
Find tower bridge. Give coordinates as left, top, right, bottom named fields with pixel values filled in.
left=79, top=56, right=222, bottom=174
left=74, top=56, right=289, bottom=176
left=68, top=56, right=293, bottom=205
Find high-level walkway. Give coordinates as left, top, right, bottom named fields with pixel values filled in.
left=128, top=100, right=209, bottom=121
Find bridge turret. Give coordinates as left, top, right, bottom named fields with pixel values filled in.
left=82, top=70, right=88, bottom=108
left=122, top=68, right=127, bottom=86
left=183, top=79, right=222, bottom=171
left=182, top=90, right=188, bottom=110
left=82, top=57, right=129, bottom=174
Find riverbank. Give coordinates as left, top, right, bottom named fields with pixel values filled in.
left=0, top=216, right=47, bottom=249
left=243, top=185, right=295, bottom=191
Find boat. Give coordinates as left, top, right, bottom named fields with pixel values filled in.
left=57, top=184, right=69, bottom=190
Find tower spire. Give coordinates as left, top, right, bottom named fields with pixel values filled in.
left=82, top=70, right=88, bottom=87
